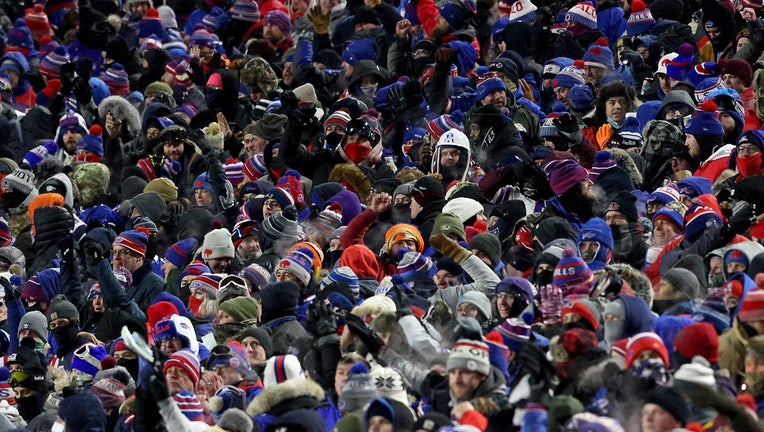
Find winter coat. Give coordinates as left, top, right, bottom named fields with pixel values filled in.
left=413, top=198, right=446, bottom=249
left=430, top=254, right=500, bottom=315
left=125, top=261, right=165, bottom=312
left=695, top=144, right=734, bottom=183
left=157, top=396, right=208, bottom=432
left=262, top=316, right=307, bottom=356
left=719, top=318, right=754, bottom=386
left=246, top=378, right=339, bottom=432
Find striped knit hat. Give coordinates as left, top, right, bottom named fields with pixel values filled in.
left=163, top=350, right=201, bottom=385
left=427, top=110, right=464, bottom=140
left=544, top=159, right=588, bottom=197
left=113, top=229, right=148, bottom=257
left=277, top=248, right=315, bottom=287
left=588, top=150, right=617, bottom=182
left=684, top=205, right=722, bottom=243
left=566, top=2, right=597, bottom=29
left=230, top=0, right=261, bottom=23
left=190, top=273, right=223, bottom=297
left=497, top=314, right=532, bottom=353
left=138, top=8, right=165, bottom=39
left=243, top=153, right=267, bottom=180
left=174, top=390, right=204, bottom=421
left=666, top=43, right=695, bottom=81
left=321, top=266, right=360, bottom=299
left=446, top=339, right=491, bottom=376
left=626, top=0, right=654, bottom=36
left=551, top=63, right=586, bottom=89
left=396, top=250, right=436, bottom=279
left=39, top=46, right=69, bottom=78
left=263, top=354, right=305, bottom=387
left=224, top=159, right=245, bottom=186
left=189, top=28, right=214, bottom=47
left=231, top=220, right=258, bottom=248
left=310, top=202, right=343, bottom=234
left=165, top=238, right=197, bottom=267
left=552, top=247, right=594, bottom=296
left=508, top=0, right=537, bottom=23
left=101, top=63, right=130, bottom=95
left=24, top=4, right=53, bottom=41
left=324, top=109, right=352, bottom=131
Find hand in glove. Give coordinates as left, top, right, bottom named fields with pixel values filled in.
left=294, top=101, right=317, bottom=129
left=307, top=5, right=330, bottom=34
left=391, top=286, right=413, bottom=318
left=552, top=113, right=582, bottom=146
left=280, top=90, right=299, bottom=111
left=344, top=312, right=384, bottom=354
left=539, top=284, right=563, bottom=325
left=80, top=227, right=115, bottom=269
left=430, top=233, right=469, bottom=263
left=307, top=300, right=337, bottom=337
left=434, top=47, right=455, bottom=72
left=218, top=179, right=235, bottom=210
left=59, top=62, right=76, bottom=95
left=148, top=346, right=170, bottom=401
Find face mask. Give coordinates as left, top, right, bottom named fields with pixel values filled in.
left=344, top=142, right=371, bottom=164
left=709, top=271, right=726, bottom=289
left=652, top=299, right=679, bottom=315
left=117, top=357, right=140, bottom=380
left=721, top=207, right=733, bottom=220
left=360, top=83, right=378, bottom=97
left=604, top=317, right=624, bottom=345
left=325, top=132, right=344, bottom=150
left=213, top=322, right=247, bottom=343
left=631, top=358, right=667, bottom=385
left=392, top=203, right=411, bottom=223
left=76, top=153, right=101, bottom=163
left=51, top=322, right=79, bottom=346
left=536, top=269, right=554, bottom=287
left=205, top=88, right=224, bottom=112
left=16, top=392, right=46, bottom=421
left=737, top=152, right=763, bottom=178
left=188, top=295, right=203, bottom=315
left=607, top=118, right=622, bottom=129
left=34, top=338, right=44, bottom=352
left=413, top=58, right=433, bottom=77
left=1, top=190, right=26, bottom=209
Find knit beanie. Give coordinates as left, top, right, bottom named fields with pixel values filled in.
left=661, top=268, right=699, bottom=301
left=77, top=125, right=104, bottom=157
left=412, top=175, right=445, bottom=206
left=277, top=247, right=315, bottom=287
left=264, top=10, right=290, bottom=34
left=189, top=28, right=214, bottom=48
left=144, top=178, right=178, bottom=203
left=644, top=387, right=688, bottom=426
left=243, top=153, right=267, bottom=180
left=738, top=288, right=764, bottom=322
left=685, top=99, right=724, bottom=137
left=508, top=0, right=537, bottom=23
left=443, top=197, right=483, bottom=224
left=173, top=390, right=204, bottom=421
left=23, top=140, right=56, bottom=171
left=673, top=322, right=719, bottom=363
left=476, top=77, right=506, bottom=101
left=543, top=159, right=588, bottom=197
left=606, top=191, right=639, bottom=223
left=263, top=354, right=304, bottom=387
left=113, top=229, right=149, bottom=257
left=677, top=176, right=713, bottom=198
left=626, top=0, right=655, bottom=36
left=230, top=0, right=261, bottom=23
left=562, top=299, right=601, bottom=330
left=224, top=159, right=245, bottom=187
left=467, top=233, right=501, bottom=267
left=237, top=327, right=273, bottom=358
left=552, top=64, right=586, bottom=89
left=588, top=150, right=617, bottom=182
left=89, top=378, right=127, bottom=410
left=192, top=172, right=214, bottom=194
left=666, top=43, right=695, bottom=81
left=568, top=83, right=596, bottom=111
left=260, top=282, right=300, bottom=322
left=261, top=209, right=303, bottom=244
left=321, top=267, right=360, bottom=299
left=39, top=46, right=69, bottom=79
left=275, top=170, right=305, bottom=207
left=431, top=212, right=466, bottom=242
left=47, top=294, right=79, bottom=324
left=384, top=224, right=425, bottom=253
left=721, top=58, right=753, bottom=87
left=101, top=63, right=131, bottom=95
left=18, top=311, right=48, bottom=343
left=647, top=186, right=680, bottom=205
left=189, top=273, right=222, bottom=298
left=624, top=332, right=669, bottom=368
left=683, top=205, right=722, bottom=243
left=72, top=343, right=109, bottom=377
left=446, top=339, right=491, bottom=376
left=552, top=247, right=594, bottom=296
left=566, top=2, right=597, bottom=29
left=252, top=113, right=288, bottom=141
left=582, top=37, right=614, bottom=70
left=339, top=363, right=379, bottom=413
left=24, top=4, right=52, bottom=41
left=165, top=238, right=197, bottom=268
left=2, top=168, right=35, bottom=195
left=202, top=228, right=235, bottom=260
left=438, top=0, right=476, bottom=30
left=496, top=313, right=532, bottom=352
left=219, top=296, right=259, bottom=323
left=324, top=109, right=352, bottom=132
left=427, top=111, right=464, bottom=140
left=674, top=355, right=716, bottom=389
left=163, top=350, right=201, bottom=385
left=396, top=250, right=437, bottom=281
left=6, top=18, right=33, bottom=50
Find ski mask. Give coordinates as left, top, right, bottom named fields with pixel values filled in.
left=324, top=132, right=344, bottom=150
left=213, top=322, right=247, bottom=343
left=117, top=358, right=140, bottom=380
left=392, top=203, right=412, bottom=223
left=360, top=83, right=378, bottom=97
left=206, top=88, right=225, bottom=113
left=1, top=190, right=27, bottom=209
left=16, top=392, right=47, bottom=422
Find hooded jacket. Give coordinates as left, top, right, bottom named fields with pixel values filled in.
left=246, top=378, right=338, bottom=432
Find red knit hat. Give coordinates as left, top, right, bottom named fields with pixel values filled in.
left=562, top=299, right=600, bottom=330
left=738, top=279, right=764, bottom=322
left=673, top=322, right=719, bottom=363
left=625, top=332, right=669, bottom=369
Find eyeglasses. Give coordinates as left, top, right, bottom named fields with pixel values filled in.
left=159, top=337, right=183, bottom=346
left=738, top=143, right=761, bottom=156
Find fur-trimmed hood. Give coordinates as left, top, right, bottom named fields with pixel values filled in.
left=97, top=96, right=142, bottom=136
left=712, top=169, right=736, bottom=196
left=246, top=378, right=325, bottom=416
left=609, top=147, right=643, bottom=187
left=328, top=163, right=372, bottom=202
left=609, top=263, right=653, bottom=308
left=576, top=356, right=623, bottom=395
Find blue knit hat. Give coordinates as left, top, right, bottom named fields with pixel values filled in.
left=677, top=176, right=713, bottom=198
left=565, top=2, right=598, bottom=29
left=58, top=111, right=87, bottom=138
left=174, top=391, right=204, bottom=421
left=725, top=249, right=749, bottom=268
left=71, top=344, right=109, bottom=377
left=577, top=216, right=614, bottom=256
left=229, top=0, right=261, bottom=22
left=497, top=314, right=532, bottom=353
left=551, top=64, right=586, bottom=89
left=542, top=57, right=574, bottom=79
left=193, top=172, right=214, bottom=193
left=583, top=37, right=614, bottom=70
left=687, top=62, right=720, bottom=88
left=24, top=140, right=58, bottom=168
left=113, top=229, right=149, bottom=257
left=341, top=38, right=377, bottom=66
left=626, top=0, right=655, bottom=36
left=568, top=83, right=595, bottom=111
left=76, top=125, right=104, bottom=157
left=165, top=238, right=198, bottom=268
left=189, top=28, right=214, bottom=47
left=646, top=186, right=680, bottom=205
left=685, top=99, right=723, bottom=137
left=491, top=17, right=509, bottom=43
left=552, top=247, right=594, bottom=295
left=395, top=250, right=437, bottom=282
left=138, top=8, right=165, bottom=39
left=476, top=76, right=506, bottom=101
left=588, top=150, right=617, bottom=182
left=619, top=115, right=643, bottom=144
left=539, top=118, right=558, bottom=138
left=321, top=266, right=360, bottom=300
left=403, top=127, right=426, bottom=144
left=7, top=19, right=33, bottom=50
left=39, top=46, right=69, bottom=79
left=684, top=205, right=722, bottom=243
left=439, top=0, right=476, bottom=30
left=652, top=207, right=684, bottom=230
left=666, top=43, right=695, bottom=81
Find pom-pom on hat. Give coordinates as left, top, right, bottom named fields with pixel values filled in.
left=666, top=43, right=695, bottom=81
left=685, top=99, right=724, bottom=137
left=77, top=125, right=104, bottom=157
left=626, top=0, right=655, bottom=36
left=583, top=37, right=614, bottom=70
left=566, top=2, right=598, bottom=29
left=24, top=4, right=52, bottom=41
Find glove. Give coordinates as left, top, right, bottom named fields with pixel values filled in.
left=218, top=179, right=235, bottom=210
left=59, top=62, right=76, bottom=95
left=344, top=313, right=384, bottom=354
left=539, top=285, right=563, bottom=325
left=728, top=201, right=754, bottom=234
left=148, top=347, right=170, bottom=401
left=1, top=275, right=22, bottom=301
left=391, top=285, right=413, bottom=318
left=57, top=235, right=74, bottom=261
left=430, top=233, right=469, bottom=262
left=307, top=5, right=330, bottom=35
left=307, top=300, right=337, bottom=337
left=386, top=82, right=407, bottom=113
left=280, top=90, right=299, bottom=111
left=434, top=47, right=455, bottom=72
left=552, top=113, right=582, bottom=146
left=294, top=101, right=317, bottom=129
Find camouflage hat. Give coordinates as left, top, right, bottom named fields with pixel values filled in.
left=641, top=120, right=683, bottom=163
left=240, top=57, right=278, bottom=96
left=74, top=163, right=110, bottom=207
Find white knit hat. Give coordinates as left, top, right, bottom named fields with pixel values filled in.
left=673, top=355, right=716, bottom=389
left=202, top=228, right=235, bottom=260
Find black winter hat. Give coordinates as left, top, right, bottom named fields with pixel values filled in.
left=260, top=282, right=300, bottom=323
left=468, top=233, right=502, bottom=268
left=606, top=191, right=638, bottom=223
left=354, top=6, right=381, bottom=25
left=412, top=176, right=445, bottom=206
left=46, top=294, right=79, bottom=324
left=644, top=386, right=688, bottom=426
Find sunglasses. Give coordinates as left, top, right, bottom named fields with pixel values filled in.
left=9, top=370, right=44, bottom=387
left=345, top=119, right=380, bottom=143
